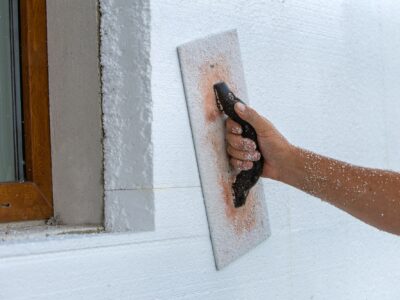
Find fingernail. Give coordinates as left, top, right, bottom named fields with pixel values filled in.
left=255, top=152, right=261, bottom=160
left=246, top=153, right=255, bottom=160
left=232, top=126, right=242, bottom=134
left=244, top=141, right=256, bottom=150
left=248, top=152, right=260, bottom=161
left=244, top=162, right=253, bottom=170
left=235, top=102, right=246, bottom=113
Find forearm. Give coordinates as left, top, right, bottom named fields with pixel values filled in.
left=226, top=103, right=400, bottom=234
left=279, top=146, right=400, bottom=235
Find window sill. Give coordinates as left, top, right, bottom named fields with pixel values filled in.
left=0, top=220, right=103, bottom=243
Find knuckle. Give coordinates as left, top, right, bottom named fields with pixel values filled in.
left=231, top=158, right=240, bottom=167
left=245, top=151, right=260, bottom=161
left=245, top=161, right=254, bottom=170
left=231, top=158, right=244, bottom=171
left=240, top=140, right=248, bottom=151
left=241, top=151, right=250, bottom=160
left=248, top=111, right=256, bottom=123
left=227, top=118, right=235, bottom=127
left=235, top=137, right=243, bottom=149
left=229, top=135, right=242, bottom=150
left=227, top=145, right=233, bottom=154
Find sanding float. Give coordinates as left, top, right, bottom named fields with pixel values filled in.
left=177, top=30, right=271, bottom=269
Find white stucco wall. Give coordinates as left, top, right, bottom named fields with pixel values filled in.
left=101, top=0, right=154, bottom=232
left=2, top=0, right=400, bottom=299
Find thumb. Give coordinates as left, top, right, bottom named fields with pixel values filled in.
left=234, top=102, right=267, bottom=133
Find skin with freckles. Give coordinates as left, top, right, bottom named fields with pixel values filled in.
left=227, top=102, right=400, bottom=235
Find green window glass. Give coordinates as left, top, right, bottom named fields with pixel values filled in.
left=0, top=0, right=24, bottom=182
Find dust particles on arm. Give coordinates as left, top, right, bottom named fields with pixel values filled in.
left=226, top=102, right=400, bottom=235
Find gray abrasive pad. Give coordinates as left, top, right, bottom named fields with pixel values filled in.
left=178, top=30, right=271, bottom=269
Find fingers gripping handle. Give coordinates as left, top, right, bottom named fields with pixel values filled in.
left=213, top=82, right=264, bottom=207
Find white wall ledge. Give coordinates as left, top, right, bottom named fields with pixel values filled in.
left=0, top=221, right=103, bottom=243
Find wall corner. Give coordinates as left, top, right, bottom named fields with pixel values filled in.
left=100, top=0, right=154, bottom=232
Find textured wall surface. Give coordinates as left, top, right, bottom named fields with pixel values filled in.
left=2, top=0, right=400, bottom=299
left=100, top=0, right=154, bottom=231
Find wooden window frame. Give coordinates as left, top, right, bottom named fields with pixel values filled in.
left=0, top=0, right=52, bottom=223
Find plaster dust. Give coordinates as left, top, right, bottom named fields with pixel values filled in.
left=178, top=30, right=271, bottom=269
left=199, top=59, right=258, bottom=235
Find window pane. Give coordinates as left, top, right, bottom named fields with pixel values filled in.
left=0, top=0, right=23, bottom=182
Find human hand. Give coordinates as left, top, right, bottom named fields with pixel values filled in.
left=225, top=102, right=293, bottom=180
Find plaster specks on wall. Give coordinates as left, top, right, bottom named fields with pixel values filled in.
left=100, top=0, right=154, bottom=231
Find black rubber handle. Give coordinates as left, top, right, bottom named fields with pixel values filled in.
left=213, top=82, right=264, bottom=207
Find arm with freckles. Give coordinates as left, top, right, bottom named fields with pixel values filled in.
left=226, top=102, right=400, bottom=235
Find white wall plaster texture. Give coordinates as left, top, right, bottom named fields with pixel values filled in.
left=100, top=0, right=154, bottom=231
left=2, top=0, right=400, bottom=299
left=150, top=0, right=400, bottom=298
left=379, top=1, right=400, bottom=172
left=101, top=0, right=152, bottom=190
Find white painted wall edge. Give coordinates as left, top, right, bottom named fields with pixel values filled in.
left=100, top=0, right=155, bottom=232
